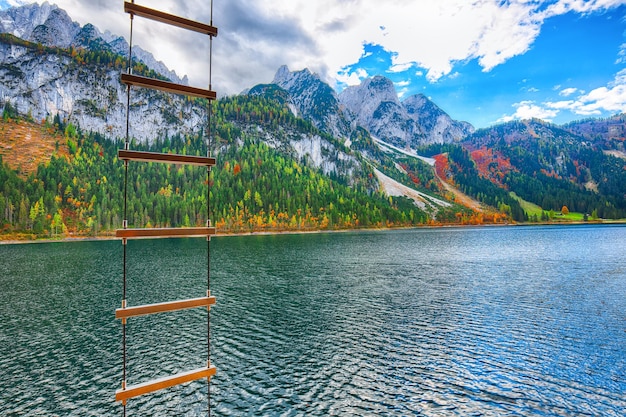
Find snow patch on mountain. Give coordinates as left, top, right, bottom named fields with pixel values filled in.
left=373, top=137, right=436, bottom=166
left=375, top=168, right=451, bottom=214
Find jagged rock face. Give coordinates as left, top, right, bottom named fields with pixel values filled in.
left=339, top=76, right=474, bottom=147
left=0, top=3, right=184, bottom=85
left=0, top=1, right=472, bottom=181
left=255, top=125, right=359, bottom=179
left=30, top=7, right=80, bottom=48
left=0, top=2, right=67, bottom=42
left=403, top=94, right=474, bottom=144
left=271, top=65, right=351, bottom=139
left=260, top=67, right=474, bottom=148
left=72, top=23, right=113, bottom=52
left=0, top=4, right=360, bottom=182
left=340, top=76, right=399, bottom=118
left=0, top=3, right=198, bottom=142
left=339, top=76, right=424, bottom=148
left=0, top=41, right=204, bottom=142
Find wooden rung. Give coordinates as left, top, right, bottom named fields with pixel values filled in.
left=118, top=149, right=215, bottom=166
left=124, top=2, right=218, bottom=36
left=116, top=227, right=216, bottom=239
left=116, top=296, right=216, bottom=319
left=116, top=366, right=216, bottom=402
left=121, top=73, right=216, bottom=100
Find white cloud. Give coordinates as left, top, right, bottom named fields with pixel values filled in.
left=614, top=68, right=626, bottom=85
left=337, top=68, right=369, bottom=86
left=397, top=87, right=409, bottom=99
left=241, top=0, right=626, bottom=88
left=4, top=0, right=626, bottom=96
left=545, top=70, right=626, bottom=116
left=500, top=69, right=626, bottom=123
left=559, top=87, right=578, bottom=97
left=546, top=100, right=576, bottom=110
left=388, top=62, right=413, bottom=73
left=617, top=43, right=626, bottom=64
left=562, top=85, right=626, bottom=115
left=498, top=100, right=559, bottom=123
left=542, top=0, right=625, bottom=16
left=0, top=0, right=25, bottom=8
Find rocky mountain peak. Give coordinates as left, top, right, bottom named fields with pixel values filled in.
left=338, top=75, right=413, bottom=147
left=402, top=93, right=474, bottom=143
left=267, top=65, right=351, bottom=139
left=339, top=76, right=399, bottom=116
left=272, top=65, right=318, bottom=92
left=30, top=6, right=80, bottom=48
left=337, top=75, right=474, bottom=147
left=402, top=93, right=430, bottom=111
left=272, top=64, right=293, bottom=84
left=1, top=2, right=183, bottom=84
left=0, top=2, right=192, bottom=143
left=0, top=1, right=54, bottom=38
left=1, top=2, right=81, bottom=47
left=364, top=76, right=398, bottom=96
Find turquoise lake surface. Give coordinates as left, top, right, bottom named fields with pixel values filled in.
left=1, top=225, right=625, bottom=416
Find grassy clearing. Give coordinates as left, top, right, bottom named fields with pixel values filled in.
left=509, top=192, right=592, bottom=222
left=554, top=212, right=585, bottom=221
left=510, top=192, right=543, bottom=217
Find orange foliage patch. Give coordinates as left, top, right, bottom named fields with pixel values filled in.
left=0, top=119, right=69, bottom=177
left=399, top=163, right=421, bottom=185
left=540, top=168, right=561, bottom=179
left=470, top=146, right=513, bottom=185
left=433, top=153, right=450, bottom=181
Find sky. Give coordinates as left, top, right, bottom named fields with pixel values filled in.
left=1, top=0, right=625, bottom=128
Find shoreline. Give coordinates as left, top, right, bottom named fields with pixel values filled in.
left=1, top=220, right=624, bottom=245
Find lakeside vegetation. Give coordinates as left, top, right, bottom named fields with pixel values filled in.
left=2, top=100, right=624, bottom=241
left=0, top=142, right=615, bottom=243
left=0, top=110, right=438, bottom=240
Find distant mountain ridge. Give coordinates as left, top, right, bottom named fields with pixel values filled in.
left=0, top=3, right=473, bottom=151
left=252, top=66, right=475, bottom=148
left=0, top=2, right=196, bottom=143
left=0, top=2, right=185, bottom=84
left=460, top=117, right=626, bottom=218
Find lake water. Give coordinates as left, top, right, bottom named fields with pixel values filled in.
left=0, top=225, right=625, bottom=416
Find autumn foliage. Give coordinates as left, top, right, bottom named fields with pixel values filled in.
left=470, top=146, right=514, bottom=185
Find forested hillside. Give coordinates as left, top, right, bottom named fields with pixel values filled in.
left=418, top=144, right=528, bottom=222
left=461, top=119, right=626, bottom=219
left=4, top=100, right=624, bottom=240
left=0, top=97, right=435, bottom=239
left=1, top=1, right=624, bottom=241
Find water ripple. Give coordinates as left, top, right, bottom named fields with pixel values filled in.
left=1, top=226, right=625, bottom=415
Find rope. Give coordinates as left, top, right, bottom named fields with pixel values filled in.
left=207, top=3, right=214, bottom=415
left=122, top=4, right=134, bottom=416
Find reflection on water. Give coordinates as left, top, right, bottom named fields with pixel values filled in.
left=1, top=225, right=625, bottom=416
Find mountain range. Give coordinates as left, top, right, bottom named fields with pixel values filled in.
left=252, top=65, right=475, bottom=147
left=0, top=2, right=625, bottom=237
